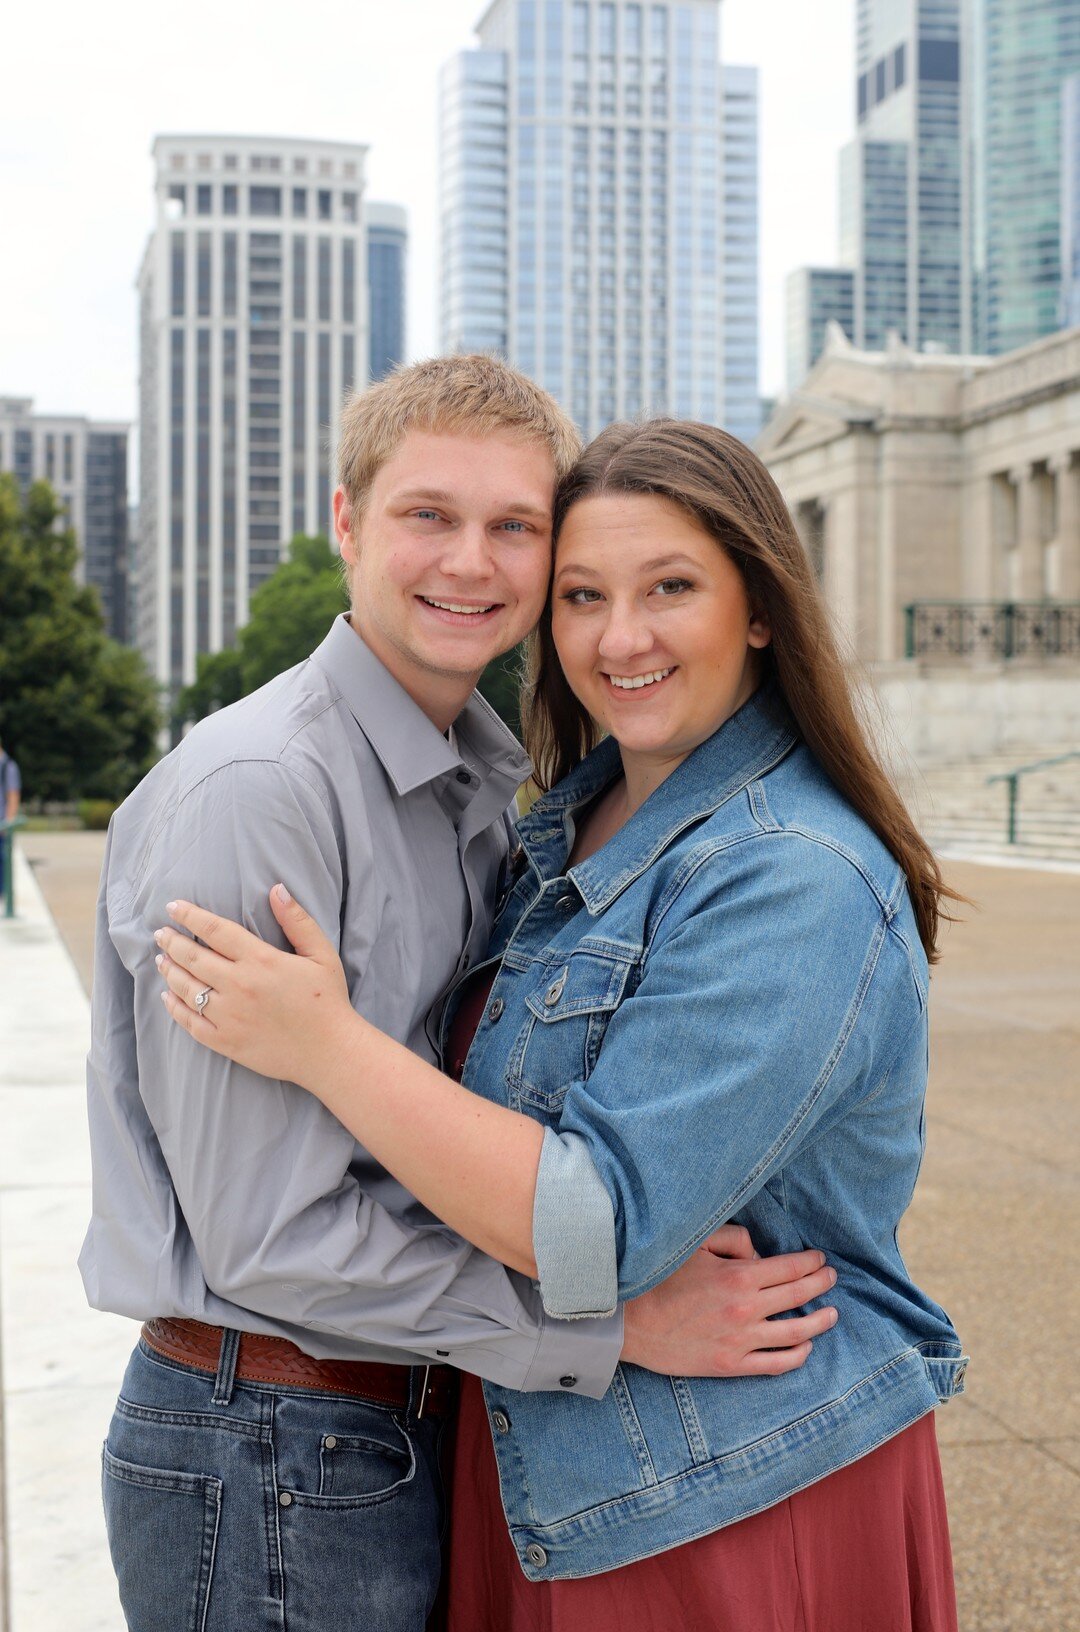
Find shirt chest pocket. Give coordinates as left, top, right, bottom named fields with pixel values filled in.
left=506, top=951, right=637, bottom=1116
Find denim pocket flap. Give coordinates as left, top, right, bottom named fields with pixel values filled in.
left=525, top=952, right=634, bottom=1023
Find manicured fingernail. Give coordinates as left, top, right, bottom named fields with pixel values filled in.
left=154, top=930, right=165, bottom=946
left=159, top=991, right=168, bottom=1004
left=166, top=902, right=178, bottom=913
left=155, top=953, right=164, bottom=969
left=274, top=883, right=291, bottom=905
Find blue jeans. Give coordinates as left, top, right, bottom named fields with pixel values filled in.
left=102, top=1335, right=446, bottom=1632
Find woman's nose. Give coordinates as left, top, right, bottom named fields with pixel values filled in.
left=597, top=604, right=654, bottom=660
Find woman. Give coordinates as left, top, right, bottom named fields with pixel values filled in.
left=155, top=421, right=965, bottom=1629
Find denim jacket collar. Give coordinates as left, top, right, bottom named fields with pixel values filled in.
left=517, top=684, right=799, bottom=915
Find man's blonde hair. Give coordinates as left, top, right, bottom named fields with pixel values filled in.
left=337, top=354, right=582, bottom=515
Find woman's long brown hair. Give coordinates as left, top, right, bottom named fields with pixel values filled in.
left=520, top=419, right=960, bottom=962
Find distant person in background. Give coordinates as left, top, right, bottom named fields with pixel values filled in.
left=0, top=739, right=21, bottom=891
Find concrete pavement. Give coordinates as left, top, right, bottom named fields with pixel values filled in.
left=1, top=834, right=1078, bottom=1630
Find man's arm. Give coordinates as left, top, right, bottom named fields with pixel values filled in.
left=93, top=755, right=621, bottom=1397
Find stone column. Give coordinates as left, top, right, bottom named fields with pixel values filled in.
left=1008, top=463, right=1044, bottom=600
left=1049, top=451, right=1080, bottom=600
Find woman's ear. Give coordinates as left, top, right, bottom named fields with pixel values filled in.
left=748, top=606, right=772, bottom=650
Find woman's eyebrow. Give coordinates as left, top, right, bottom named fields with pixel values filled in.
left=555, top=552, right=698, bottom=579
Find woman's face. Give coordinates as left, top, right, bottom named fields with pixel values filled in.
left=551, top=493, right=772, bottom=775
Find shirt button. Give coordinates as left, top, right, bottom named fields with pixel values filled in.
left=559, top=893, right=577, bottom=909
left=488, top=997, right=505, bottom=1023
left=492, top=1409, right=511, bottom=1434
left=324, top=1436, right=337, bottom=1449
left=559, top=1375, right=577, bottom=1389
left=525, top=1543, right=548, bottom=1569
left=456, top=769, right=472, bottom=785
left=279, top=1491, right=293, bottom=1507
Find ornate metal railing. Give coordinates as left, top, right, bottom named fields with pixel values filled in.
left=904, top=602, right=1080, bottom=661
left=987, top=751, right=1080, bottom=845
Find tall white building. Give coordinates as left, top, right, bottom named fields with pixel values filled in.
left=0, top=397, right=129, bottom=642
left=438, top=0, right=760, bottom=443
left=137, top=134, right=369, bottom=698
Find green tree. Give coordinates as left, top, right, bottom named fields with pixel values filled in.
left=479, top=643, right=527, bottom=740
left=176, top=534, right=348, bottom=726
left=0, top=475, right=161, bottom=802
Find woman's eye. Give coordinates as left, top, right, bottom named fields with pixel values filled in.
left=654, top=577, right=692, bottom=596
left=563, top=587, right=603, bottom=605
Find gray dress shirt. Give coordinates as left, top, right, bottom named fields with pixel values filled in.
left=79, top=615, right=622, bottom=1396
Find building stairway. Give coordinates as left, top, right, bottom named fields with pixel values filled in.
left=899, top=745, right=1080, bottom=868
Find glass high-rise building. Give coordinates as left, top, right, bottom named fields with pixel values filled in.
left=438, top=0, right=760, bottom=443
left=1063, top=73, right=1080, bottom=327
left=137, top=135, right=369, bottom=699
left=839, top=0, right=963, bottom=354
left=965, top=0, right=1080, bottom=354
left=366, top=202, right=408, bottom=382
left=0, top=397, right=130, bottom=642
left=784, top=268, right=856, bottom=392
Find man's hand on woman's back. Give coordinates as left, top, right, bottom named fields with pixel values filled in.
left=620, top=1225, right=838, bottom=1377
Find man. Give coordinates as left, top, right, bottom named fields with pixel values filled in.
left=81, top=355, right=836, bottom=1630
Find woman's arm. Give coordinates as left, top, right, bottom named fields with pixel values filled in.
left=156, top=887, right=547, bottom=1275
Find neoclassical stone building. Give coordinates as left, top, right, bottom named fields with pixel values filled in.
left=757, top=323, right=1080, bottom=663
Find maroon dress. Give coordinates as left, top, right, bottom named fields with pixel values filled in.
left=441, top=970, right=959, bottom=1632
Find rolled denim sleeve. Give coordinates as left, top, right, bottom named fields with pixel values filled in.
left=91, top=757, right=622, bottom=1396
left=532, top=835, right=918, bottom=1307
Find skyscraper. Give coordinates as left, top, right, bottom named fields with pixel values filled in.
left=438, top=0, right=760, bottom=442
left=784, top=269, right=856, bottom=392
left=0, top=397, right=130, bottom=642
left=965, top=0, right=1080, bottom=353
left=839, top=0, right=963, bottom=354
left=137, top=134, right=369, bottom=699
left=1063, top=72, right=1080, bottom=328
left=366, top=202, right=408, bottom=382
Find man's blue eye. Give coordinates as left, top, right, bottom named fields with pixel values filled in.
left=415, top=510, right=439, bottom=521
left=502, top=520, right=527, bottom=533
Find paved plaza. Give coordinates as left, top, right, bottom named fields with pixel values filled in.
left=0, top=833, right=1077, bottom=1631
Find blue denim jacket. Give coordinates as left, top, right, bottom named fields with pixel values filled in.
left=445, top=685, right=967, bottom=1580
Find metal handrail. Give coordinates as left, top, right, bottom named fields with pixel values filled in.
left=986, top=751, right=1080, bottom=845
left=0, top=816, right=27, bottom=918
left=903, top=600, right=1080, bottom=661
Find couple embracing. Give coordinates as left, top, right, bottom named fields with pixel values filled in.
left=81, top=354, right=965, bottom=1630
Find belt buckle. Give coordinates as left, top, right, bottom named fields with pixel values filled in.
left=415, top=1364, right=432, bottom=1420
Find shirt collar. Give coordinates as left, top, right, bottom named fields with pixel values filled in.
left=515, top=683, right=799, bottom=913
left=309, top=614, right=531, bottom=797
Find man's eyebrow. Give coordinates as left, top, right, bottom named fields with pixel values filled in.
left=392, top=488, right=552, bottom=521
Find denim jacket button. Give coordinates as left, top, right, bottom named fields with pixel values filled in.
left=324, top=1435, right=337, bottom=1449
left=525, top=1543, right=548, bottom=1568
left=278, top=1491, right=293, bottom=1507
left=492, top=1409, right=511, bottom=1434
left=559, top=1375, right=577, bottom=1389
left=545, top=970, right=567, bottom=1005
left=488, top=997, right=505, bottom=1023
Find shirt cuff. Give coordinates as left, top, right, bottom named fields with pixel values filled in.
left=532, top=1125, right=619, bottom=1319
left=520, top=1301, right=624, bottom=1399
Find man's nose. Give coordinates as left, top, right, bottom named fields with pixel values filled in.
left=439, top=524, right=496, bottom=580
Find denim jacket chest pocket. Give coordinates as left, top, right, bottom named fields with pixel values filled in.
left=506, top=949, right=639, bottom=1116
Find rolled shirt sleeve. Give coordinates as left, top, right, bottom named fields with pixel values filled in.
left=85, top=756, right=622, bottom=1397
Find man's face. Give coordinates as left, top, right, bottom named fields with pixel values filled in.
left=337, top=429, right=556, bottom=716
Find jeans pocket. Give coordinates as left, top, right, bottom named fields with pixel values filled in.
left=318, top=1428, right=415, bottom=1501
left=102, top=1444, right=221, bottom=1632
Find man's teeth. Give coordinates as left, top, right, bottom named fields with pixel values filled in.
left=607, top=669, right=674, bottom=690
left=423, top=598, right=496, bottom=615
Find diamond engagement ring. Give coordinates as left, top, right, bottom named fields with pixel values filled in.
left=194, top=986, right=213, bottom=1014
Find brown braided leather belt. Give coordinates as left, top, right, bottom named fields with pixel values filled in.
left=141, top=1318, right=456, bottom=1419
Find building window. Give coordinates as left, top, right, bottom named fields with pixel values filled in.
left=250, top=186, right=282, bottom=216
left=293, top=236, right=307, bottom=319
left=341, top=191, right=358, bottom=223
left=918, top=39, right=959, bottom=82
left=196, top=184, right=212, bottom=216
left=894, top=42, right=906, bottom=90
left=223, top=233, right=237, bottom=317
left=222, top=184, right=238, bottom=216
left=317, top=189, right=332, bottom=221
left=318, top=237, right=332, bottom=321
left=342, top=239, right=355, bottom=323
left=197, top=232, right=212, bottom=317
left=292, top=187, right=308, bottom=218
left=171, top=232, right=185, bottom=317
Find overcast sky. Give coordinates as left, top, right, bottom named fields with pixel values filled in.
left=1, top=0, right=853, bottom=426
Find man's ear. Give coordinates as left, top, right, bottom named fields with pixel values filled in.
left=333, top=486, right=358, bottom=566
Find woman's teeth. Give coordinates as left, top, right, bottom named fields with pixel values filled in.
left=422, top=598, right=496, bottom=615
left=607, top=669, right=673, bottom=690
